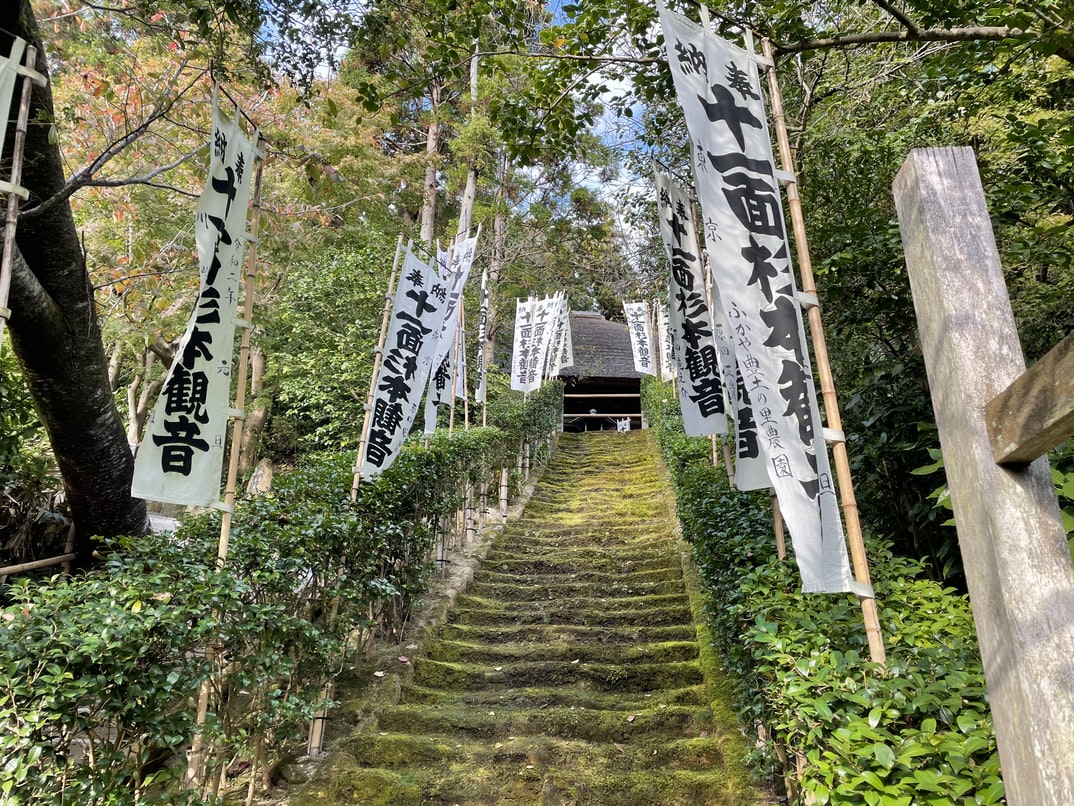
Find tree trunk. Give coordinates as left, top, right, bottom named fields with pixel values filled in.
left=419, top=79, right=443, bottom=246
left=3, top=3, right=148, bottom=564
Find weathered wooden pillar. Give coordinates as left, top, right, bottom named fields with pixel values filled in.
left=893, top=146, right=1074, bottom=806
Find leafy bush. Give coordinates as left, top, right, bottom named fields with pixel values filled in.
left=641, top=377, right=1005, bottom=805
left=0, top=385, right=561, bottom=803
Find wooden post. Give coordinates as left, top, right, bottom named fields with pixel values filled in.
left=894, top=146, right=1074, bottom=806
left=499, top=466, right=508, bottom=523
left=762, top=39, right=885, bottom=664
left=771, top=493, right=786, bottom=561
left=0, top=44, right=43, bottom=351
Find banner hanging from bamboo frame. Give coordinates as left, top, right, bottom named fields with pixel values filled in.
left=658, top=1, right=862, bottom=594
left=132, top=95, right=258, bottom=506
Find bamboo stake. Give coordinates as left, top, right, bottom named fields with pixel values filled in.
left=0, top=44, right=41, bottom=352
left=351, top=235, right=405, bottom=501
left=185, top=134, right=266, bottom=793
left=0, top=552, right=76, bottom=577
left=448, top=296, right=462, bottom=437
left=772, top=493, right=787, bottom=560
left=499, top=467, right=508, bottom=522
left=761, top=38, right=885, bottom=664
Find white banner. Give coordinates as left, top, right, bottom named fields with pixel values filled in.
left=656, top=303, right=675, bottom=382
left=0, top=38, right=27, bottom=162
left=360, top=244, right=448, bottom=476
left=623, top=301, right=656, bottom=376
left=422, top=235, right=478, bottom=434
left=659, top=2, right=861, bottom=595
left=474, top=269, right=489, bottom=404
left=654, top=169, right=727, bottom=436
left=510, top=298, right=537, bottom=392
left=549, top=292, right=574, bottom=376
left=133, top=98, right=257, bottom=506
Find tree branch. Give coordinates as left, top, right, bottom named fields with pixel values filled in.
left=775, top=25, right=1032, bottom=57
left=20, top=62, right=204, bottom=225
left=869, top=0, right=921, bottom=35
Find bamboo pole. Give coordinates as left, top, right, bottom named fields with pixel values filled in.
left=0, top=552, right=76, bottom=577
left=0, top=45, right=41, bottom=352
left=761, top=38, right=885, bottom=664
left=448, top=295, right=462, bottom=437
left=185, top=134, right=267, bottom=793
left=772, top=493, right=787, bottom=560
left=499, top=467, right=509, bottom=523
left=350, top=235, right=405, bottom=501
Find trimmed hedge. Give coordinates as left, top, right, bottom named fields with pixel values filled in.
left=0, top=382, right=562, bottom=804
left=641, top=378, right=1005, bottom=806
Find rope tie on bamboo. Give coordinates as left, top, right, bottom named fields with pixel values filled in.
left=210, top=501, right=235, bottom=514
left=0, top=180, right=28, bottom=199
left=795, top=290, right=819, bottom=309
left=13, top=62, right=46, bottom=86
left=823, top=427, right=846, bottom=444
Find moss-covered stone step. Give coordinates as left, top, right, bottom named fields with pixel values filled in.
left=339, top=730, right=734, bottom=775
left=409, top=657, right=703, bottom=692
left=438, top=621, right=696, bottom=646
left=451, top=591, right=690, bottom=618
left=312, top=761, right=752, bottom=806
left=472, top=565, right=684, bottom=587
left=425, top=637, right=700, bottom=666
left=465, top=576, right=683, bottom=602
left=447, top=600, right=693, bottom=627
left=398, top=680, right=708, bottom=711
left=374, top=701, right=715, bottom=742
left=484, top=541, right=676, bottom=566
left=477, top=553, right=678, bottom=576
left=502, top=523, right=675, bottom=546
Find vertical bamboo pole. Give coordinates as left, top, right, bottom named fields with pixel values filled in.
left=350, top=235, right=405, bottom=501
left=499, top=466, right=508, bottom=522
left=761, top=39, right=885, bottom=664
left=184, top=136, right=266, bottom=792
left=0, top=45, right=40, bottom=352
left=448, top=296, right=462, bottom=437
left=772, top=493, right=787, bottom=560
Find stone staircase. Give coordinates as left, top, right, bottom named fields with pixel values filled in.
left=295, top=430, right=758, bottom=805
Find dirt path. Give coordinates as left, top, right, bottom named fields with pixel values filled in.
left=292, top=430, right=762, bottom=805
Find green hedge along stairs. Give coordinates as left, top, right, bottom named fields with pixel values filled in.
left=296, top=430, right=762, bottom=805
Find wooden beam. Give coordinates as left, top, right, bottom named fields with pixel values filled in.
left=987, top=330, right=1074, bottom=465
left=893, top=146, right=1074, bottom=806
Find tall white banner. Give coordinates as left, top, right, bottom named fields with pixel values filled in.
left=0, top=38, right=27, bottom=161
left=360, top=244, right=448, bottom=477
left=659, top=2, right=861, bottom=594
left=623, top=301, right=656, bottom=376
left=655, top=303, right=675, bottom=382
left=654, top=169, right=727, bottom=436
left=474, top=269, right=490, bottom=404
left=133, top=99, right=256, bottom=506
left=423, top=235, right=478, bottom=434
left=510, top=298, right=538, bottom=392
left=549, top=293, right=574, bottom=376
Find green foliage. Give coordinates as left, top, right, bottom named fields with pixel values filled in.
left=641, top=378, right=1005, bottom=805
left=0, top=387, right=559, bottom=802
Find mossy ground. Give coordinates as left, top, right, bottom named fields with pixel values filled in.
left=294, top=430, right=763, bottom=805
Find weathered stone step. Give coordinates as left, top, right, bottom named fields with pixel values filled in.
left=472, top=566, right=683, bottom=587
left=503, top=522, right=673, bottom=545
left=317, top=760, right=750, bottom=806
left=399, top=681, right=708, bottom=711
left=448, top=600, right=692, bottom=627
left=438, top=621, right=696, bottom=647
left=476, top=553, right=679, bottom=577
left=410, top=657, right=703, bottom=692
left=375, top=702, right=713, bottom=742
left=425, top=638, right=700, bottom=666
left=466, top=576, right=683, bottom=601
left=340, top=730, right=731, bottom=774
left=487, top=540, right=675, bottom=564
left=452, top=591, right=690, bottom=616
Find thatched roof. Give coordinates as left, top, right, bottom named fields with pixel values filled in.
left=558, top=311, right=642, bottom=381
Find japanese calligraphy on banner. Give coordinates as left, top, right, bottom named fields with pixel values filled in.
left=653, top=169, right=726, bottom=436
left=511, top=298, right=537, bottom=392
left=474, top=269, right=490, bottom=404
left=546, top=292, right=574, bottom=377
left=422, top=235, right=477, bottom=434
left=655, top=303, right=675, bottom=382
left=133, top=99, right=257, bottom=506
left=0, top=37, right=27, bottom=161
left=623, top=301, right=656, bottom=376
left=658, top=2, right=861, bottom=594
left=360, top=243, right=448, bottom=477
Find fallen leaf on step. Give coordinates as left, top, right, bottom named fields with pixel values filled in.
left=397, top=656, right=410, bottom=663
left=373, top=670, right=386, bottom=678
left=626, top=714, right=637, bottom=723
